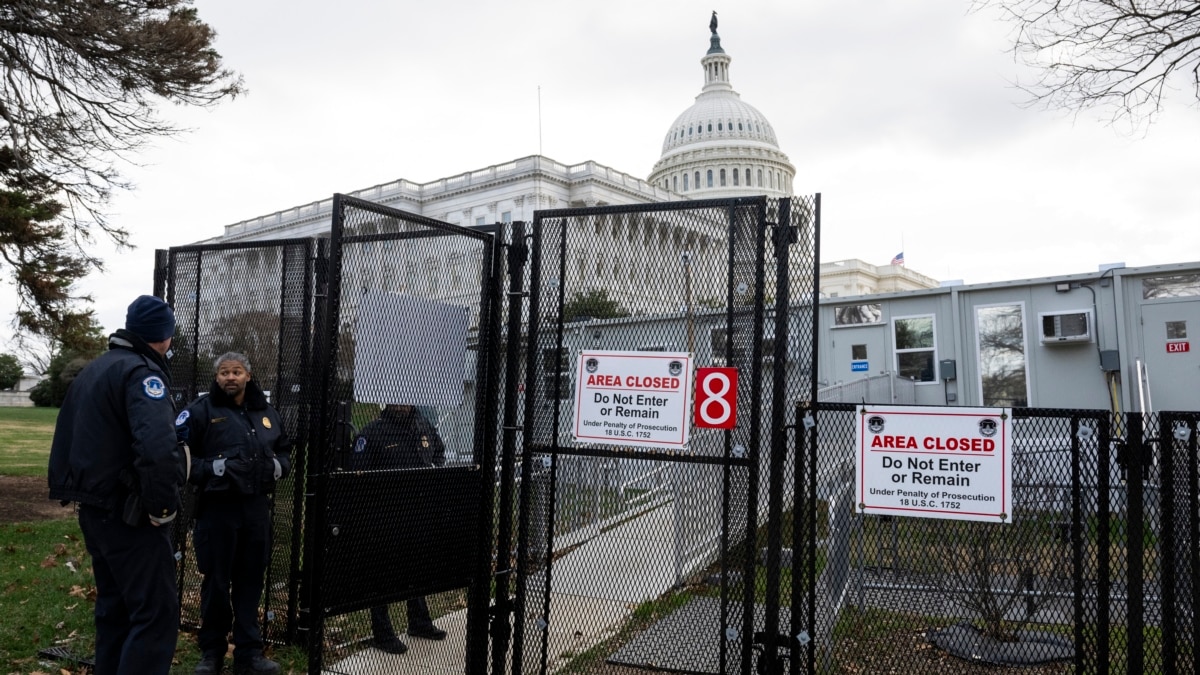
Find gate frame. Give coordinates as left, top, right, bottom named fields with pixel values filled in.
left=155, top=237, right=318, bottom=645
left=303, top=194, right=505, bottom=674
left=510, top=196, right=820, bottom=675
left=799, top=404, right=1198, bottom=674
left=157, top=193, right=832, bottom=674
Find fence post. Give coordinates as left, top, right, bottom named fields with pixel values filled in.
left=303, top=195, right=346, bottom=675
left=489, top=221, right=526, bottom=674
left=760, top=198, right=794, bottom=675
left=153, top=249, right=169, bottom=298
left=1127, top=414, right=1145, bottom=671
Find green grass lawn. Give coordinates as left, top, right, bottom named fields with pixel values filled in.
left=0, top=518, right=97, bottom=673
left=0, top=515, right=306, bottom=674
left=0, top=407, right=57, bottom=476
left=0, top=406, right=308, bottom=674
left=0, top=406, right=85, bottom=674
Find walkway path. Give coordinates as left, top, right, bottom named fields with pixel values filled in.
left=326, top=503, right=681, bottom=674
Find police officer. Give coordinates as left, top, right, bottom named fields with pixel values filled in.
left=48, top=294, right=186, bottom=675
left=177, top=352, right=291, bottom=675
left=352, top=404, right=448, bottom=654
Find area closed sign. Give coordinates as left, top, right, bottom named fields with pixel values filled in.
left=856, top=405, right=1013, bottom=523
left=573, top=350, right=692, bottom=449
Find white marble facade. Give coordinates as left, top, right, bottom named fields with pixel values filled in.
left=199, top=22, right=935, bottom=304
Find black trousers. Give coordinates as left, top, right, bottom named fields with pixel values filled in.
left=79, top=504, right=179, bottom=675
left=369, top=595, right=436, bottom=641
left=193, top=494, right=272, bottom=659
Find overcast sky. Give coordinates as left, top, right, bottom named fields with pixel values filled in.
left=4, top=0, right=1200, bottom=346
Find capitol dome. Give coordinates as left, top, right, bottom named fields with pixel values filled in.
left=649, top=17, right=795, bottom=199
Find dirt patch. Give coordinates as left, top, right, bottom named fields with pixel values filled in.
left=830, top=626, right=1071, bottom=674
left=0, top=475, right=75, bottom=523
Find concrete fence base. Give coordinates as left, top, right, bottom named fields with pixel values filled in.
left=0, top=391, right=34, bottom=407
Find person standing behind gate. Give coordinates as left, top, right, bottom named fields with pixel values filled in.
left=177, top=352, right=292, bottom=675
left=351, top=404, right=448, bottom=654
left=48, top=295, right=187, bottom=675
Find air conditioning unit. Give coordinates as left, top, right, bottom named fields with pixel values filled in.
left=1039, top=310, right=1092, bottom=345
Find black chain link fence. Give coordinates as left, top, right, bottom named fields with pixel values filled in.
left=161, top=239, right=315, bottom=645
left=304, top=195, right=503, bottom=674
left=154, top=192, right=1197, bottom=675
left=802, top=405, right=1197, bottom=674
left=511, top=196, right=818, bottom=674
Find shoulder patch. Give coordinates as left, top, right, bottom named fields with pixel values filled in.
left=175, top=409, right=190, bottom=426
left=354, top=436, right=367, bottom=454
left=142, top=376, right=167, bottom=400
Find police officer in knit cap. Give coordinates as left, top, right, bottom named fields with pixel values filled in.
left=49, top=294, right=188, bottom=675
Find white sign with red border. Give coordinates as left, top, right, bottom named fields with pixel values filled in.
left=573, top=350, right=691, bottom=449
left=856, top=405, right=1013, bottom=523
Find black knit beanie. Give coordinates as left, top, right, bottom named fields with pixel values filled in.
left=125, top=295, right=176, bottom=342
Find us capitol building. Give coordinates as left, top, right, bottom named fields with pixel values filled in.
left=198, top=17, right=937, bottom=300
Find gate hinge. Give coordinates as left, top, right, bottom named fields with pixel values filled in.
left=506, top=238, right=529, bottom=268
left=489, top=596, right=514, bottom=642
left=772, top=224, right=798, bottom=248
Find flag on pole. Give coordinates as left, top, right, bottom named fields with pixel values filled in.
left=890, top=252, right=905, bottom=266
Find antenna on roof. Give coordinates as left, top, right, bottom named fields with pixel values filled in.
left=538, top=85, right=543, bottom=156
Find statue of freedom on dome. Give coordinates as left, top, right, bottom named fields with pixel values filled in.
left=710, top=11, right=718, bottom=35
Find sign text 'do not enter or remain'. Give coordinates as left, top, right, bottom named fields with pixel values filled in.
left=573, top=350, right=692, bottom=450
left=855, top=405, right=1013, bottom=523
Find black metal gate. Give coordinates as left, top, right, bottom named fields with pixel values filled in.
left=800, top=405, right=1199, bottom=674
left=155, top=238, right=317, bottom=644
left=152, top=194, right=824, bottom=675
left=303, top=195, right=504, bottom=674
left=508, top=196, right=820, bottom=674
left=147, top=191, right=1200, bottom=675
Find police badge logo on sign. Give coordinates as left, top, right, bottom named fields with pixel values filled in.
left=142, top=375, right=166, bottom=400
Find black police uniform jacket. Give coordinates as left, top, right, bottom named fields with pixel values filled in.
left=48, top=330, right=185, bottom=521
left=350, top=407, right=446, bottom=471
left=178, top=379, right=292, bottom=495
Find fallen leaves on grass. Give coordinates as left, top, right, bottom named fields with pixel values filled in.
left=67, top=584, right=96, bottom=601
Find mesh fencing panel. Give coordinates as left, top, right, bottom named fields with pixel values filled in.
left=152, top=194, right=1200, bottom=674
left=512, top=196, right=819, bottom=674
left=162, top=239, right=314, bottom=645
left=305, top=195, right=501, bottom=674
left=805, top=407, right=1199, bottom=674
left=1158, top=411, right=1198, bottom=674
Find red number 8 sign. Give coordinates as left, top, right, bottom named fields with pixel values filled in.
left=693, top=367, right=738, bottom=429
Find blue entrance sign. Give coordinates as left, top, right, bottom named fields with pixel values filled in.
left=851, top=360, right=869, bottom=372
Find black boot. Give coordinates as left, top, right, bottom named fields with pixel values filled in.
left=233, top=653, right=280, bottom=675
left=194, top=652, right=224, bottom=675
left=407, top=624, right=447, bottom=640
left=371, top=636, right=408, bottom=654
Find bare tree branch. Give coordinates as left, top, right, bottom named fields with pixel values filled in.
left=0, top=0, right=242, bottom=343
left=976, top=0, right=1200, bottom=127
